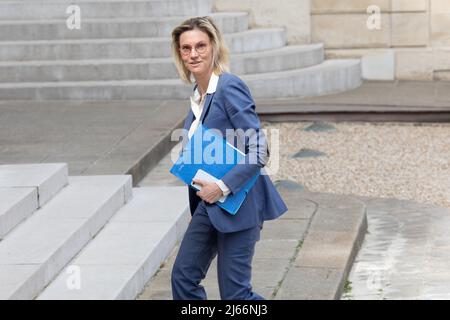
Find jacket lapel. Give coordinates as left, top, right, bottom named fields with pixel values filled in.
left=199, top=92, right=215, bottom=124
left=185, top=73, right=221, bottom=129
left=183, top=110, right=195, bottom=130
left=182, top=92, right=214, bottom=131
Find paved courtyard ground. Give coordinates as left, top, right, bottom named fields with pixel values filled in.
left=260, top=120, right=450, bottom=300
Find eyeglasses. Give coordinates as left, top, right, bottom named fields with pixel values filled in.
left=179, top=42, right=209, bottom=56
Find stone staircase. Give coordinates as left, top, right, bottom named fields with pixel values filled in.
left=0, top=0, right=362, bottom=100
left=0, top=163, right=190, bottom=299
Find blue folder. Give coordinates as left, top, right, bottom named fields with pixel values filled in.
left=170, top=124, right=260, bottom=215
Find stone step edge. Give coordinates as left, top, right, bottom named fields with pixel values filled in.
left=0, top=44, right=324, bottom=66
left=0, top=59, right=359, bottom=88
left=0, top=175, right=133, bottom=299
left=0, top=163, right=69, bottom=239
left=0, top=28, right=284, bottom=45
left=36, top=187, right=190, bottom=299
left=276, top=192, right=368, bottom=300
left=0, top=163, right=69, bottom=207
left=0, top=11, right=246, bottom=25
left=0, top=187, right=38, bottom=240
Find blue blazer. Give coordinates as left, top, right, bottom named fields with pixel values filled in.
left=183, top=72, right=288, bottom=233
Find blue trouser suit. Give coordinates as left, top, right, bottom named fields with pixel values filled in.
left=171, top=201, right=264, bottom=300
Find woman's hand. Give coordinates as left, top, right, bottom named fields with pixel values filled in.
left=193, top=179, right=224, bottom=204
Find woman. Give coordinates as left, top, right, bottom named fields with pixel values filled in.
left=170, top=16, right=287, bottom=300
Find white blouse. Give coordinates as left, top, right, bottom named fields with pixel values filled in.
left=189, top=72, right=230, bottom=197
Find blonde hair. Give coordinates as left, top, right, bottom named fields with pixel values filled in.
left=171, top=16, right=229, bottom=84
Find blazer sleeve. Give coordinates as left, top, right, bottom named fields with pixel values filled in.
left=220, top=76, right=270, bottom=195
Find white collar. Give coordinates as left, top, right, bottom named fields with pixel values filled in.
left=192, top=72, right=219, bottom=103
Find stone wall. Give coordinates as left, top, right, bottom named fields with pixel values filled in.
left=431, top=0, right=450, bottom=80
left=213, top=0, right=450, bottom=80
left=312, top=0, right=450, bottom=80
left=213, top=0, right=311, bottom=44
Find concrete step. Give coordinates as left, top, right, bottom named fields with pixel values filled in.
left=0, top=0, right=213, bottom=20
left=0, top=12, right=249, bottom=41
left=0, top=59, right=362, bottom=100
left=0, top=44, right=324, bottom=82
left=274, top=191, right=367, bottom=300
left=37, top=187, right=189, bottom=299
left=0, top=28, right=286, bottom=61
left=243, top=59, right=362, bottom=99
left=0, top=163, right=68, bottom=207
left=232, top=44, right=324, bottom=77
left=0, top=188, right=37, bottom=240
left=0, top=175, right=132, bottom=300
left=0, top=163, right=68, bottom=240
